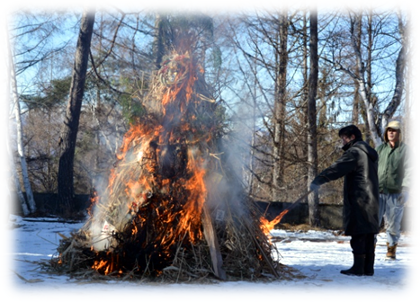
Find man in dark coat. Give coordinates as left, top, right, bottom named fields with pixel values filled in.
left=310, top=125, right=379, bottom=276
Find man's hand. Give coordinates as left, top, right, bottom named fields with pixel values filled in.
left=310, top=182, right=320, bottom=192
left=398, top=187, right=409, bottom=204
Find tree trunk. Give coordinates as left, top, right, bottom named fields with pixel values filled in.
left=403, top=20, right=410, bottom=143
left=403, top=6, right=412, bottom=146
left=366, top=12, right=373, bottom=95
left=364, top=12, right=374, bottom=145
left=380, top=14, right=407, bottom=137
left=272, top=12, right=288, bottom=201
left=153, top=14, right=166, bottom=70
left=352, top=88, right=360, bottom=125
left=2, top=14, right=30, bottom=216
left=247, top=55, right=258, bottom=196
left=352, top=17, right=362, bottom=125
left=7, top=138, right=30, bottom=216
left=341, top=12, right=407, bottom=148
left=307, top=10, right=319, bottom=227
left=350, top=14, right=381, bottom=147
left=352, top=7, right=382, bottom=147
left=301, top=13, right=309, bottom=204
left=9, top=38, right=37, bottom=215
left=57, top=11, right=95, bottom=215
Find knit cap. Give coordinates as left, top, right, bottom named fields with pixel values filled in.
left=384, top=120, right=401, bottom=142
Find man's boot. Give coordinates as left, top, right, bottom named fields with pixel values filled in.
left=364, top=253, right=375, bottom=276
left=340, top=254, right=365, bottom=276
left=386, top=243, right=397, bottom=260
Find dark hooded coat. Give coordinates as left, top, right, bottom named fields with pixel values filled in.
left=312, top=139, right=380, bottom=235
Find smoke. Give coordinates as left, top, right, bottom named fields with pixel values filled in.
left=204, top=123, right=254, bottom=222
left=87, top=141, right=143, bottom=250
left=89, top=171, right=115, bottom=251
left=84, top=48, right=258, bottom=252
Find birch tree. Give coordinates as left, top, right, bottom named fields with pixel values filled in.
left=379, top=12, right=407, bottom=136
left=1, top=50, right=30, bottom=216
left=335, top=3, right=413, bottom=146
left=9, top=38, right=37, bottom=214
left=403, top=6, right=418, bottom=145
left=57, top=10, right=95, bottom=215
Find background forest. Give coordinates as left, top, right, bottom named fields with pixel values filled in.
left=4, top=3, right=412, bottom=227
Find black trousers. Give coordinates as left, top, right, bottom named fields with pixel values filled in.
left=350, top=233, right=375, bottom=255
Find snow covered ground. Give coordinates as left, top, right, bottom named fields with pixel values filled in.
left=3, top=214, right=418, bottom=302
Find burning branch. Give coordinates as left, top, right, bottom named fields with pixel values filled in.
left=51, top=47, right=290, bottom=282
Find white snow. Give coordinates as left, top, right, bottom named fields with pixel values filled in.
left=3, top=214, right=418, bottom=302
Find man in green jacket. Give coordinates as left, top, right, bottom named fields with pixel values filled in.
left=376, top=120, right=410, bottom=260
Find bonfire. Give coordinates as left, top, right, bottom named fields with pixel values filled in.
left=51, top=45, right=292, bottom=282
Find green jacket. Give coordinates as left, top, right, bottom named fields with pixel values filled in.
left=375, top=141, right=410, bottom=194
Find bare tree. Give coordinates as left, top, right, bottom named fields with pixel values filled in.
left=351, top=15, right=362, bottom=125
left=403, top=18, right=411, bottom=142
left=224, top=11, right=335, bottom=204
left=307, top=9, right=319, bottom=227
left=300, top=12, right=309, bottom=202
left=153, top=13, right=165, bottom=70
left=272, top=11, right=288, bottom=201
left=8, top=35, right=37, bottom=215
left=1, top=46, right=30, bottom=216
left=57, top=10, right=95, bottom=215
left=403, top=5, right=418, bottom=146
left=379, top=12, right=407, bottom=136
left=335, top=3, right=413, bottom=146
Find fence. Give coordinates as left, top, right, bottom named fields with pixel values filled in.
left=11, top=192, right=410, bottom=231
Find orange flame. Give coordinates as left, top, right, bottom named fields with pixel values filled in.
left=90, top=50, right=212, bottom=275
left=180, top=158, right=207, bottom=241
left=87, top=190, right=99, bottom=217
left=91, top=253, right=121, bottom=276
left=260, top=209, right=289, bottom=236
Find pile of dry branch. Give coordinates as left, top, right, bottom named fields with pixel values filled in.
left=50, top=50, right=292, bottom=283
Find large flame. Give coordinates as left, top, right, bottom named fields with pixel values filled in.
left=88, top=51, right=212, bottom=275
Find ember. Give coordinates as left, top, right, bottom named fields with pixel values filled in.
left=51, top=45, right=290, bottom=282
